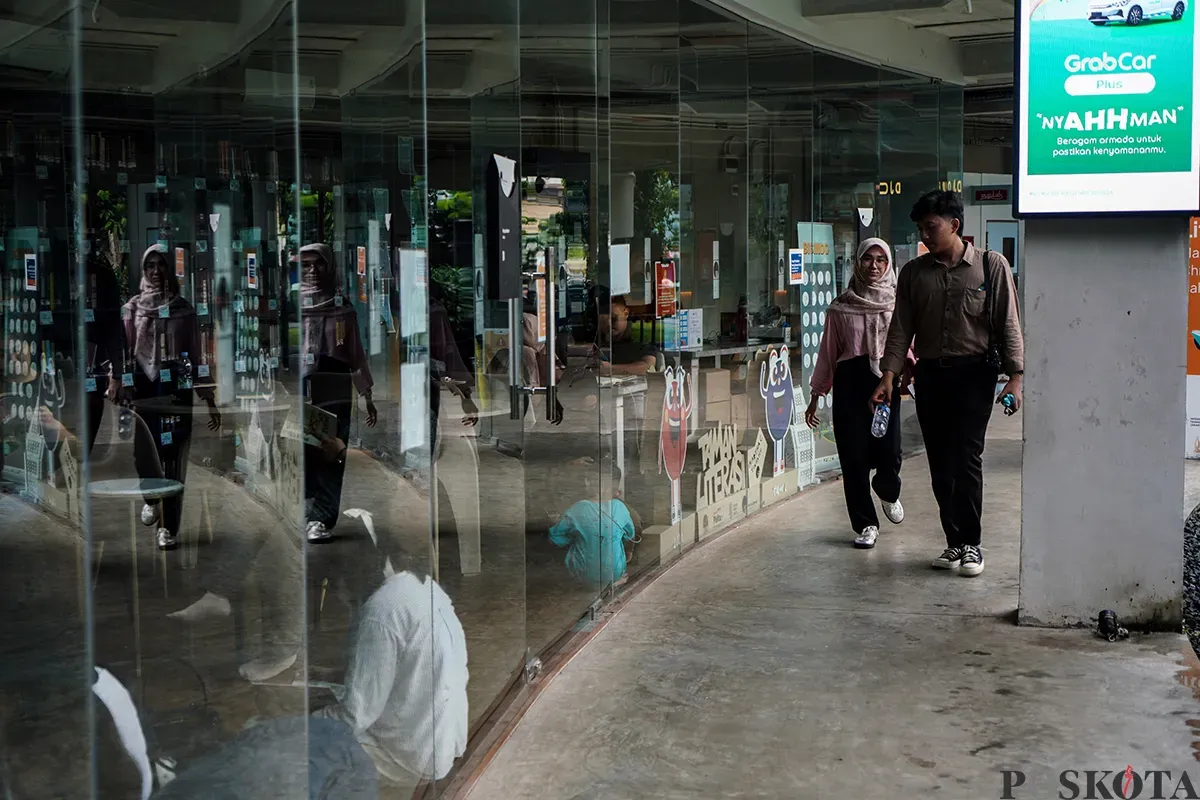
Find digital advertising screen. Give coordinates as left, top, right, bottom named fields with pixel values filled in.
left=1016, top=0, right=1200, bottom=216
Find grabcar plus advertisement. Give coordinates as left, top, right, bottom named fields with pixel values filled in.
left=1018, top=0, right=1200, bottom=215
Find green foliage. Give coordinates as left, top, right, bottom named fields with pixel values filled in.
left=94, top=189, right=130, bottom=300
left=434, top=191, right=473, bottom=221
left=635, top=169, right=680, bottom=253
left=430, top=265, right=473, bottom=326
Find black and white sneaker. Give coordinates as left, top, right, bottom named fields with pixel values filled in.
left=853, top=526, right=879, bottom=549
left=881, top=499, right=904, bottom=525
left=156, top=528, right=178, bottom=551
left=932, top=546, right=964, bottom=570
left=959, top=545, right=985, bottom=577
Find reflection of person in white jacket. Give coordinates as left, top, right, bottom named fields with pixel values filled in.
left=316, top=541, right=469, bottom=791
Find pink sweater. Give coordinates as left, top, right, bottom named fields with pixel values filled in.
left=809, top=310, right=914, bottom=397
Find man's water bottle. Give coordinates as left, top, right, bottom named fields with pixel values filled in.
left=870, top=402, right=890, bottom=438
left=1001, top=392, right=1017, bottom=416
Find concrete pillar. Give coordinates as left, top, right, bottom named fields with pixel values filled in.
left=1019, top=216, right=1185, bottom=628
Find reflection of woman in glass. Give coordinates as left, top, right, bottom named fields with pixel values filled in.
left=300, top=243, right=376, bottom=543
left=805, top=238, right=907, bottom=550
left=124, top=246, right=220, bottom=551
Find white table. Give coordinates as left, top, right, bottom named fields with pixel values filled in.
left=89, top=477, right=185, bottom=677
left=599, top=376, right=648, bottom=495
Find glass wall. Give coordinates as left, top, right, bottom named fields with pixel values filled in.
left=0, top=1, right=961, bottom=796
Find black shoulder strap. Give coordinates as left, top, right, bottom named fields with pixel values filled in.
left=983, top=249, right=1000, bottom=345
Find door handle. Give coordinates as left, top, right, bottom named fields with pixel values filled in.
left=508, top=297, right=523, bottom=420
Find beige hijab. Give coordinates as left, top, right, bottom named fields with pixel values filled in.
left=827, top=238, right=897, bottom=377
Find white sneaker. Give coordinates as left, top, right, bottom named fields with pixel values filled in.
left=854, top=526, right=879, bottom=549
left=168, top=591, right=232, bottom=623
left=932, top=546, right=964, bottom=569
left=141, top=503, right=160, bottom=526
left=238, top=652, right=298, bottom=683
left=306, top=520, right=333, bottom=543
left=156, top=528, right=178, bottom=550
left=959, top=545, right=985, bottom=577
left=881, top=498, right=905, bottom=525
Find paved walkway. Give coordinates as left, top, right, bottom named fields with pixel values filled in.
left=469, top=412, right=1200, bottom=799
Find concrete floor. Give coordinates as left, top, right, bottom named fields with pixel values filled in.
left=469, top=412, right=1200, bottom=800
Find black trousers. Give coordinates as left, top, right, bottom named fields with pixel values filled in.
left=304, top=358, right=353, bottom=530
left=831, top=356, right=902, bottom=533
left=913, top=360, right=996, bottom=548
left=132, top=372, right=194, bottom=536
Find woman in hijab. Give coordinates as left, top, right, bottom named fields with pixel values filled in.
left=123, top=245, right=221, bottom=551
left=299, top=243, right=376, bottom=543
left=805, top=238, right=910, bottom=550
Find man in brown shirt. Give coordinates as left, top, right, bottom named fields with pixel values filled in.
left=872, top=190, right=1024, bottom=577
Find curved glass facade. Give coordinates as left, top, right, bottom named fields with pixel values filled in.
left=0, top=1, right=961, bottom=796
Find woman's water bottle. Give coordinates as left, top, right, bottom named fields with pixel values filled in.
left=870, top=402, right=890, bottom=439
left=179, top=351, right=192, bottom=390
left=118, top=407, right=133, bottom=441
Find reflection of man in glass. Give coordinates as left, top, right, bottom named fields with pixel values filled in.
left=315, top=537, right=469, bottom=792
left=597, top=295, right=656, bottom=377
left=299, top=243, right=376, bottom=543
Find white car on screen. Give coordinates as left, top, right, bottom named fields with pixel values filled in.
left=1089, top=0, right=1187, bottom=25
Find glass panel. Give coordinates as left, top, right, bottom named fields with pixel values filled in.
left=940, top=84, right=966, bottom=198
left=810, top=53, right=881, bottom=473
left=425, top=0, right=527, bottom=769
left=296, top=1, right=446, bottom=795
left=0, top=5, right=92, bottom=796
left=878, top=77, right=941, bottom=261
left=610, top=0, right=682, bottom=581
left=76, top=2, right=310, bottom=796
left=747, top=25, right=817, bottom=492
left=680, top=1, right=752, bottom=544
left=519, top=0, right=608, bottom=659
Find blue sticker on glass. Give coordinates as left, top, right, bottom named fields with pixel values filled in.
left=197, top=365, right=210, bottom=378
left=117, top=172, right=128, bottom=186
left=194, top=177, right=207, bottom=190
left=268, top=298, right=277, bottom=311
left=122, top=373, right=134, bottom=387
left=160, top=431, right=173, bottom=446
left=39, top=311, right=52, bottom=325
left=84, top=308, right=95, bottom=323
left=230, top=178, right=241, bottom=191
left=159, top=368, right=172, bottom=383
left=196, top=303, right=209, bottom=317
left=233, top=240, right=243, bottom=252
left=159, top=306, right=170, bottom=318
left=84, top=377, right=97, bottom=393
left=155, top=175, right=167, bottom=189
